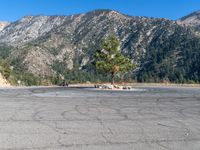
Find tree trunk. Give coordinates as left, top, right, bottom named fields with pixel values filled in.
left=111, top=72, right=115, bottom=85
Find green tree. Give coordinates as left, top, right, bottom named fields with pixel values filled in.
left=95, top=35, right=134, bottom=84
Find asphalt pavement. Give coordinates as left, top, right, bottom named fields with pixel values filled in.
left=0, top=86, right=200, bottom=150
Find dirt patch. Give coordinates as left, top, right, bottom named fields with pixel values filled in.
left=0, top=73, right=10, bottom=87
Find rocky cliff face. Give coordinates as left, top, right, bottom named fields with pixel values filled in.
left=0, top=9, right=200, bottom=83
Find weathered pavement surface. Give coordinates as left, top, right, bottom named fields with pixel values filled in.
left=0, top=86, right=200, bottom=150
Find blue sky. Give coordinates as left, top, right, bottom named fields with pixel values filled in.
left=0, top=0, right=200, bottom=21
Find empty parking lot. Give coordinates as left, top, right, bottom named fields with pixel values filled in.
left=0, top=86, right=200, bottom=150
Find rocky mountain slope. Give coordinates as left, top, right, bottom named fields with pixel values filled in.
left=177, top=10, right=200, bottom=30
left=0, top=22, right=9, bottom=32
left=0, top=9, right=200, bottom=84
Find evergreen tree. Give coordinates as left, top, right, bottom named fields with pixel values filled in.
left=95, top=35, right=134, bottom=84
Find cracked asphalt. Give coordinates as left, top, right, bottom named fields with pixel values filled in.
left=0, top=86, right=200, bottom=150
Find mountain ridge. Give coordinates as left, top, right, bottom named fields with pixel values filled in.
left=0, top=22, right=10, bottom=32
left=177, top=10, right=200, bottom=30
left=0, top=9, right=199, bottom=84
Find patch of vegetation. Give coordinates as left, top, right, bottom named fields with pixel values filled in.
left=12, top=70, right=42, bottom=86
left=0, top=46, right=12, bottom=59
left=0, top=59, right=11, bottom=79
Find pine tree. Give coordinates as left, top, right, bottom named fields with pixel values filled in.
left=95, top=35, right=134, bottom=84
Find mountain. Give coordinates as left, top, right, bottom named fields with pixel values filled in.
left=0, top=9, right=200, bottom=85
left=0, top=16, right=69, bottom=46
left=0, top=22, right=9, bottom=32
left=177, top=10, right=200, bottom=30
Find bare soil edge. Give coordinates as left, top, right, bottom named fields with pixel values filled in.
left=0, top=73, right=10, bottom=87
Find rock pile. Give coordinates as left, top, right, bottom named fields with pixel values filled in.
left=95, top=84, right=132, bottom=90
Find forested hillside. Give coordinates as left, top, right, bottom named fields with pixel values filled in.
left=0, top=9, right=200, bottom=85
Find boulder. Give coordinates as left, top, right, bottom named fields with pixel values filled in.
left=95, top=84, right=114, bottom=89
left=102, top=84, right=114, bottom=89
left=95, top=84, right=132, bottom=90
